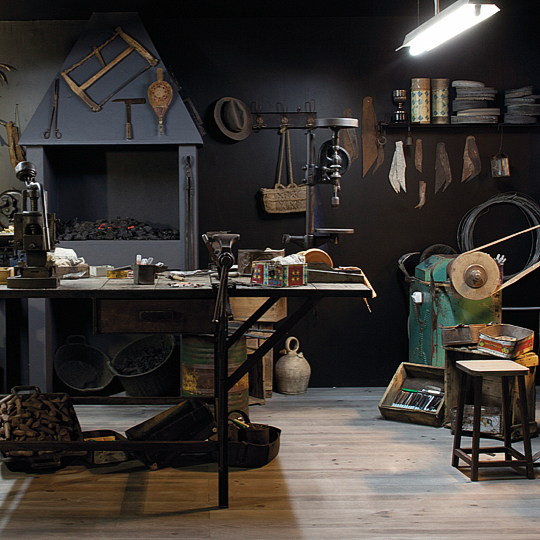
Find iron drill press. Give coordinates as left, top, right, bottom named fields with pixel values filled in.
left=7, top=161, right=58, bottom=289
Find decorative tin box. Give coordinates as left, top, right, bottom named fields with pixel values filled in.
left=251, top=261, right=307, bottom=287
left=477, top=323, right=534, bottom=358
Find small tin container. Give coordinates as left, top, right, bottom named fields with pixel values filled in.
left=491, top=153, right=510, bottom=177
left=477, top=323, right=534, bottom=358
left=133, top=264, right=157, bottom=285
left=431, top=78, right=450, bottom=124
left=411, top=78, right=431, bottom=123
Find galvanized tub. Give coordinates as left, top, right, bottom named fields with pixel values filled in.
left=54, top=335, right=114, bottom=393
left=181, top=334, right=249, bottom=415
left=109, top=334, right=179, bottom=396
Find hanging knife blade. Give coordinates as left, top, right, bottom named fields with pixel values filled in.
left=461, top=135, right=481, bottom=182
left=415, top=138, right=423, bottom=173
left=435, top=142, right=452, bottom=193
left=362, top=97, right=378, bottom=177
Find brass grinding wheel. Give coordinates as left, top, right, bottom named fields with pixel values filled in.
left=449, top=252, right=500, bottom=300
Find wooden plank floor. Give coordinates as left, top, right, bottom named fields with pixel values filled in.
left=1, top=387, right=540, bottom=539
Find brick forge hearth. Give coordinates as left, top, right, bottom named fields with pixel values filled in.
left=19, top=12, right=202, bottom=270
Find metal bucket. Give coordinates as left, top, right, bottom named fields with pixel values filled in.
left=181, top=334, right=249, bottom=415
left=54, top=336, right=114, bottom=393
left=109, top=334, right=179, bottom=397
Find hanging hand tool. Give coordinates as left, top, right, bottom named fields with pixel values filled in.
left=362, top=97, right=378, bottom=177
left=415, top=182, right=426, bottom=209
left=60, top=27, right=159, bottom=112
left=389, top=140, right=406, bottom=193
left=461, top=135, right=481, bottom=182
left=43, top=79, right=62, bottom=139
left=1, top=120, right=26, bottom=169
left=414, top=139, right=425, bottom=208
left=372, top=123, right=386, bottom=175
left=435, top=142, right=452, bottom=193
left=112, top=98, right=146, bottom=140
left=184, top=155, right=195, bottom=270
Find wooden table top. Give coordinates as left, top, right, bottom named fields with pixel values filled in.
left=0, top=274, right=374, bottom=300
left=456, top=359, right=530, bottom=376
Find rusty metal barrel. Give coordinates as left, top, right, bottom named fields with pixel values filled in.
left=181, top=334, right=249, bottom=415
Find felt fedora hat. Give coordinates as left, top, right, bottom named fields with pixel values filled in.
left=214, top=97, right=252, bottom=141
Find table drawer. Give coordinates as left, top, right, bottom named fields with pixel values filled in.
left=94, top=299, right=216, bottom=334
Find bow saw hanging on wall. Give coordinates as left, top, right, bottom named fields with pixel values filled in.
left=60, top=27, right=159, bottom=112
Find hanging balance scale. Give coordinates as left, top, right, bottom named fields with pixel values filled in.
left=148, top=68, right=173, bottom=134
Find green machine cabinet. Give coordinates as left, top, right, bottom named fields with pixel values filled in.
left=408, top=254, right=502, bottom=366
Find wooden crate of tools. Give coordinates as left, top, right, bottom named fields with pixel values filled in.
left=379, top=362, right=445, bottom=427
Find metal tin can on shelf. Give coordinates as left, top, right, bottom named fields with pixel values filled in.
left=431, top=78, right=450, bottom=124
left=411, top=78, right=431, bottom=123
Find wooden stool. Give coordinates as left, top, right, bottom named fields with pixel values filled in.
left=452, top=360, right=535, bottom=481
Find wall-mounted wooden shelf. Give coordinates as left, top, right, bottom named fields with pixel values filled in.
left=380, top=122, right=538, bottom=129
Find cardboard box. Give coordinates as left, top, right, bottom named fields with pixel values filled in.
left=53, top=263, right=89, bottom=278
left=0, top=267, right=14, bottom=284
left=251, top=261, right=307, bottom=287
left=83, top=430, right=131, bottom=465
left=449, top=405, right=501, bottom=435
left=90, top=265, right=114, bottom=277
left=230, top=297, right=287, bottom=322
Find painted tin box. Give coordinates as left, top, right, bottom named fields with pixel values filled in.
left=477, top=323, right=534, bottom=358
left=251, top=261, right=307, bottom=287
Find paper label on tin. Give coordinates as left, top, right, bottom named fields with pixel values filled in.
left=432, top=88, right=449, bottom=118
left=411, top=90, right=430, bottom=123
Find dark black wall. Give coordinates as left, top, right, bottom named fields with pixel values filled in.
left=138, top=6, right=540, bottom=387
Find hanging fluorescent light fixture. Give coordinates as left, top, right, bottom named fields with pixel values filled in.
left=396, top=0, right=500, bottom=56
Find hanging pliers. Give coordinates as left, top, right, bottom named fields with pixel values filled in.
left=43, top=78, right=62, bottom=139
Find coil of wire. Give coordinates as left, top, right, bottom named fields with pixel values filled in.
left=457, top=192, right=540, bottom=280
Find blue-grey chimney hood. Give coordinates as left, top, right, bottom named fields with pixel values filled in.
left=20, top=12, right=203, bottom=146
left=19, top=13, right=202, bottom=271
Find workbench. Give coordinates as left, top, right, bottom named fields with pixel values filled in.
left=0, top=274, right=373, bottom=507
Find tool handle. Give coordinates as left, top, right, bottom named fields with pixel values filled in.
left=126, top=122, right=132, bottom=140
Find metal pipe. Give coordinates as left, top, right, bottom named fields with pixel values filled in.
left=305, top=127, right=316, bottom=247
